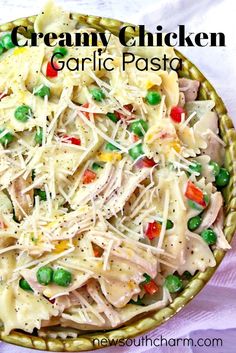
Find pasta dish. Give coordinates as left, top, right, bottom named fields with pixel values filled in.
left=0, top=0, right=231, bottom=337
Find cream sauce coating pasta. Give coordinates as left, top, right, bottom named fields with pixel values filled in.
left=0, top=0, right=230, bottom=335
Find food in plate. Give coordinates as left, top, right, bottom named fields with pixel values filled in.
left=0, top=0, right=231, bottom=337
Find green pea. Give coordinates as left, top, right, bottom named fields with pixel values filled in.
left=182, top=271, right=192, bottom=280
left=105, top=142, right=120, bottom=151
left=92, top=162, right=103, bottom=171
left=32, top=169, right=36, bottom=181
left=129, top=143, right=144, bottom=160
left=188, top=200, right=203, bottom=211
left=35, top=127, right=43, bottom=145
left=53, top=268, right=72, bottom=287
left=129, top=119, right=148, bottom=137
left=209, top=161, right=220, bottom=177
left=188, top=194, right=209, bottom=211
left=107, top=112, right=119, bottom=123
left=53, top=47, right=68, bottom=58
left=188, top=215, right=202, bottom=231
left=189, top=162, right=202, bottom=174
left=0, top=128, right=14, bottom=147
left=200, top=228, right=217, bottom=245
left=164, top=274, right=183, bottom=293
left=34, top=189, right=47, bottom=201
left=215, top=168, right=230, bottom=187
left=166, top=219, right=174, bottom=230
left=1, top=33, right=15, bottom=49
left=0, top=41, right=4, bottom=55
left=90, top=88, right=105, bottom=102
left=19, top=278, right=33, bottom=291
left=14, top=105, right=32, bottom=122
left=36, top=266, right=53, bottom=285
left=160, top=219, right=174, bottom=230
left=142, top=273, right=151, bottom=284
left=146, top=91, right=161, bottom=105
left=34, top=85, right=50, bottom=98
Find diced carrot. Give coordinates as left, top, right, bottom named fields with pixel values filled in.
left=143, top=280, right=159, bottom=295
left=82, top=169, right=97, bottom=184
left=185, top=180, right=206, bottom=207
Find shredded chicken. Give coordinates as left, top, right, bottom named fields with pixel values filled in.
left=179, top=78, right=200, bottom=102
left=41, top=317, right=61, bottom=327
left=103, top=168, right=150, bottom=218
left=87, top=279, right=121, bottom=326
left=212, top=208, right=231, bottom=250
left=198, top=192, right=223, bottom=232
left=204, top=134, right=225, bottom=166
left=8, top=175, right=33, bottom=221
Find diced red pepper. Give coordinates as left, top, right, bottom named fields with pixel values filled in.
left=170, top=106, right=185, bottom=123
left=124, top=104, right=133, bottom=112
left=143, top=280, right=159, bottom=295
left=114, top=111, right=124, bottom=120
left=46, top=62, right=59, bottom=78
left=115, top=104, right=134, bottom=120
left=133, top=134, right=140, bottom=142
left=61, top=135, right=81, bottom=146
left=114, top=111, right=122, bottom=120
left=93, top=248, right=100, bottom=257
left=92, top=243, right=103, bottom=257
left=81, top=102, right=90, bottom=119
left=81, top=102, right=97, bottom=120
left=82, top=169, right=97, bottom=184
left=185, top=180, right=206, bottom=207
left=145, top=221, right=161, bottom=240
left=136, top=157, right=156, bottom=168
